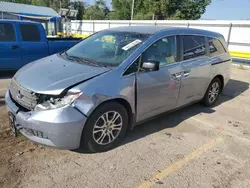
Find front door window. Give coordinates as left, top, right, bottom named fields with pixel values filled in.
left=142, top=36, right=177, bottom=66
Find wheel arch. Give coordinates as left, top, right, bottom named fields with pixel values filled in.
left=79, top=98, right=134, bottom=152
left=89, top=98, right=135, bottom=130
left=213, top=74, right=224, bottom=92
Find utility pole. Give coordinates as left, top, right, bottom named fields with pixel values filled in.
left=131, top=0, right=135, bottom=20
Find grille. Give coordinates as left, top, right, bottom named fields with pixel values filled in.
left=9, top=78, right=38, bottom=110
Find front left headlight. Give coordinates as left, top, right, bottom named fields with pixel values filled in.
left=34, top=92, right=82, bottom=111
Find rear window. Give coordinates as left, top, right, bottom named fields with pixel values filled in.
left=182, top=35, right=206, bottom=60
left=0, top=23, right=15, bottom=42
left=183, top=35, right=206, bottom=60
left=20, top=24, right=41, bottom=42
left=208, top=37, right=227, bottom=57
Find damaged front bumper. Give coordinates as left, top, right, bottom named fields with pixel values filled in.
left=5, top=90, right=87, bottom=150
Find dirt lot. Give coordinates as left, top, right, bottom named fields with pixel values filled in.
left=1, top=68, right=250, bottom=188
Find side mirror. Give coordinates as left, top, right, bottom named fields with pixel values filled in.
left=141, top=60, right=160, bottom=72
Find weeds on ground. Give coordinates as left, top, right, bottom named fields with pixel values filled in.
left=239, top=63, right=246, bottom=70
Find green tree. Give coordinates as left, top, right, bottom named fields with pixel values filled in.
left=3, top=0, right=210, bottom=20
left=175, top=0, right=211, bottom=20
left=43, top=0, right=70, bottom=11
left=111, top=0, right=211, bottom=20
left=83, top=6, right=105, bottom=20
left=83, top=0, right=110, bottom=20
left=109, top=0, right=131, bottom=20
left=72, top=1, right=86, bottom=20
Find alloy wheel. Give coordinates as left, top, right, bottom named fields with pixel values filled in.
left=208, top=82, right=220, bottom=103
left=93, top=111, right=123, bottom=145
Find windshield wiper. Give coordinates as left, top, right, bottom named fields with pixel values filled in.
left=81, top=58, right=109, bottom=68
left=62, top=52, right=111, bottom=68
left=67, top=55, right=85, bottom=63
left=67, top=55, right=108, bottom=68
left=63, top=51, right=69, bottom=57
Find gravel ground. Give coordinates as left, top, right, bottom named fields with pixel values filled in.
left=0, top=68, right=250, bottom=188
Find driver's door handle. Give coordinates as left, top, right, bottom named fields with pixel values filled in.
left=183, top=70, right=191, bottom=77
left=171, top=72, right=182, bottom=80
left=11, top=45, right=19, bottom=50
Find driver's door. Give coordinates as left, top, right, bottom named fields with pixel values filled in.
left=136, top=36, right=182, bottom=122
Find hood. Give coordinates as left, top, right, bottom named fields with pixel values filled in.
left=14, top=54, right=110, bottom=95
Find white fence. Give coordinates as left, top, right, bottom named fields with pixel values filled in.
left=65, top=20, right=250, bottom=56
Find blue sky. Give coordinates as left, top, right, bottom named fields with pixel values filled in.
left=202, top=0, right=250, bottom=20
left=85, top=0, right=250, bottom=20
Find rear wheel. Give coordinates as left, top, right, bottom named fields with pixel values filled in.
left=202, top=77, right=222, bottom=107
left=81, top=102, right=128, bottom=153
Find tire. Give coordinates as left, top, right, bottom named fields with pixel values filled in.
left=81, top=102, right=128, bottom=153
left=202, top=77, right=222, bottom=107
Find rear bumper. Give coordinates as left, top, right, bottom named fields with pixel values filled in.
left=5, top=90, right=87, bottom=150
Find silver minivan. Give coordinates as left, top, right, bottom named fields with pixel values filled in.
left=5, top=26, right=231, bottom=152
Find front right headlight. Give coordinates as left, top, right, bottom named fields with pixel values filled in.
left=34, top=92, right=82, bottom=111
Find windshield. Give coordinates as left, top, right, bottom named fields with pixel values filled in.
left=66, top=31, right=150, bottom=67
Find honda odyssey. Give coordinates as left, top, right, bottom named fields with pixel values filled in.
left=5, top=26, right=232, bottom=152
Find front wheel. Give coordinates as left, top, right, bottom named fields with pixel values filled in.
left=202, top=77, right=222, bottom=107
left=81, top=102, right=128, bottom=153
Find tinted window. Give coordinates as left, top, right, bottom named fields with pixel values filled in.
left=182, top=35, right=206, bottom=60
left=142, top=36, right=177, bottom=66
left=208, top=37, right=226, bottom=57
left=0, top=23, right=15, bottom=42
left=20, top=24, right=41, bottom=42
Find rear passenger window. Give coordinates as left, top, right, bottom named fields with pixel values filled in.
left=20, top=24, right=41, bottom=42
left=0, top=23, right=15, bottom=42
left=208, top=37, right=226, bottom=57
left=182, top=35, right=206, bottom=60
